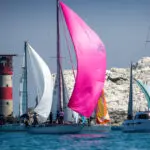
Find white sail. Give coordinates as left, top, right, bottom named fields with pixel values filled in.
left=19, top=54, right=27, bottom=116
left=27, top=44, right=53, bottom=123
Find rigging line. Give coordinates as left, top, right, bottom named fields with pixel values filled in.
left=59, top=4, right=76, bottom=79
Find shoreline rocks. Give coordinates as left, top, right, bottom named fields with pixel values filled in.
left=53, top=57, right=150, bottom=125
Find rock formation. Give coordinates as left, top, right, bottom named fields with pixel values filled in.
left=53, top=57, right=150, bottom=125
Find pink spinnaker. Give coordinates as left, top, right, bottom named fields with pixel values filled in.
left=60, top=2, right=106, bottom=117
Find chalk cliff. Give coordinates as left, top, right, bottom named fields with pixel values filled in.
left=53, top=57, right=150, bottom=125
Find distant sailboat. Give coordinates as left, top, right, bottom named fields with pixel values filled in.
left=81, top=89, right=111, bottom=133
left=96, top=89, right=110, bottom=125
left=122, top=63, right=150, bottom=132
left=28, top=0, right=106, bottom=134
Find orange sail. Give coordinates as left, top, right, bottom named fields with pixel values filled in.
left=96, top=89, right=110, bottom=125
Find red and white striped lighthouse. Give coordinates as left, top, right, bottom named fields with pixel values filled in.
left=0, top=55, right=16, bottom=117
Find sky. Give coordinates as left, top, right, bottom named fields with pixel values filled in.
left=0, top=0, right=150, bottom=115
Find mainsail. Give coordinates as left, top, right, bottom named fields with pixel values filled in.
left=27, top=44, right=53, bottom=123
left=96, top=89, right=110, bottom=124
left=60, top=2, right=106, bottom=117
left=135, top=79, right=150, bottom=108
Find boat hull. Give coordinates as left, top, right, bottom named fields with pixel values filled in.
left=122, top=119, right=150, bottom=132
left=0, top=124, right=26, bottom=132
left=111, top=125, right=122, bottom=131
left=81, top=125, right=111, bottom=133
left=27, top=124, right=84, bottom=134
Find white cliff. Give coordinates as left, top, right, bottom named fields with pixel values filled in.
left=53, top=57, right=150, bottom=125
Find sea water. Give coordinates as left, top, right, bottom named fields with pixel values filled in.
left=0, top=131, right=150, bottom=150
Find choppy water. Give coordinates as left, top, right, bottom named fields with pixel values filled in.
left=0, top=131, right=150, bottom=150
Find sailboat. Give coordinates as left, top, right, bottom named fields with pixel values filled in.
left=122, top=63, right=150, bottom=132
left=27, top=0, right=106, bottom=134
left=25, top=42, right=83, bottom=134
left=81, top=89, right=111, bottom=133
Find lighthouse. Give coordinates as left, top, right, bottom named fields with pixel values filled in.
left=0, top=55, right=16, bottom=117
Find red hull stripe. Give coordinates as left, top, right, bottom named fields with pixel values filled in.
left=0, top=87, right=12, bottom=100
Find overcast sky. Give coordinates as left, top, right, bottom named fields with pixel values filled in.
left=0, top=0, right=150, bottom=115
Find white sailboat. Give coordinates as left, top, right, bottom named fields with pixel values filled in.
left=26, top=43, right=83, bottom=134
left=122, top=63, right=150, bottom=132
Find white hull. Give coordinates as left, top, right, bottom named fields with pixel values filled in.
left=0, top=124, right=26, bottom=132
left=27, top=124, right=84, bottom=134
left=81, top=125, right=111, bottom=133
left=122, top=119, right=150, bottom=132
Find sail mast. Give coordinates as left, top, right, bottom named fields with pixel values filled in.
left=24, top=41, right=28, bottom=113
left=56, top=0, right=62, bottom=111
left=127, top=62, right=133, bottom=120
